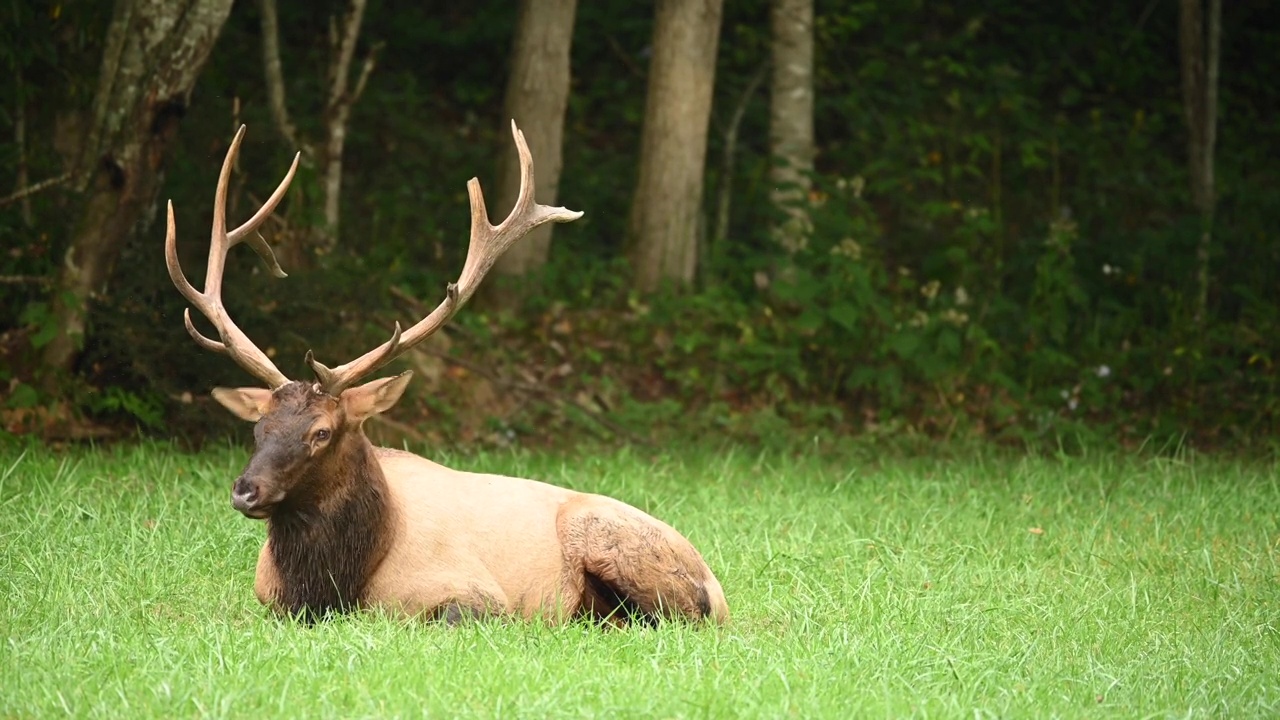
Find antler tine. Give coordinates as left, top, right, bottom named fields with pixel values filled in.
left=183, top=308, right=227, bottom=353
left=308, top=120, right=582, bottom=396
left=227, top=150, right=301, bottom=280
left=203, top=125, right=249, bottom=298
left=165, top=201, right=204, bottom=308
left=227, top=151, right=301, bottom=246
left=306, top=321, right=402, bottom=391
left=166, top=125, right=295, bottom=389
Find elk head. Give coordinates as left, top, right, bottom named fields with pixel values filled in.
left=166, top=123, right=582, bottom=519
left=208, top=374, right=411, bottom=517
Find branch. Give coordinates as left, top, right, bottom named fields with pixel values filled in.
left=0, top=275, right=53, bottom=286
left=350, top=41, right=385, bottom=106
left=1121, top=0, right=1162, bottom=52
left=257, top=0, right=303, bottom=152
left=605, top=34, right=645, bottom=79
left=328, top=0, right=369, bottom=111
left=710, top=61, right=769, bottom=268
left=389, top=285, right=478, bottom=341
left=0, top=173, right=71, bottom=208
left=316, top=0, right=374, bottom=245
left=246, top=190, right=293, bottom=231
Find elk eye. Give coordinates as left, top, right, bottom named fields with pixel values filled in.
left=314, top=428, right=331, bottom=442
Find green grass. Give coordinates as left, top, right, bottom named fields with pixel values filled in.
left=1, top=441, right=1278, bottom=718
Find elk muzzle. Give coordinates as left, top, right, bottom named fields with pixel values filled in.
left=231, top=475, right=271, bottom=518
left=229, top=452, right=289, bottom=519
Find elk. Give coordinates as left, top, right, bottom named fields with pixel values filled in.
left=165, top=123, right=728, bottom=626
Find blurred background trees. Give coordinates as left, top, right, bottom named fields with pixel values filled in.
left=480, top=0, right=578, bottom=311
left=1, top=0, right=1277, bottom=450
left=628, top=0, right=724, bottom=293
left=37, top=0, right=236, bottom=374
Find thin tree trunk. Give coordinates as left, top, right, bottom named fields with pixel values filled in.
left=708, top=61, right=767, bottom=283
left=769, top=0, right=815, bottom=254
left=258, top=0, right=301, bottom=152
left=482, top=0, right=579, bottom=311
left=12, top=76, right=33, bottom=227
left=257, top=0, right=311, bottom=271
left=1179, top=0, right=1221, bottom=328
left=258, top=0, right=377, bottom=256
left=1179, top=0, right=1208, bottom=209
left=42, top=0, right=236, bottom=374
left=320, top=0, right=377, bottom=252
left=628, top=0, right=725, bottom=293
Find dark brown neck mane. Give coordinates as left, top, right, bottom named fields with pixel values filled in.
left=267, top=433, right=392, bottom=620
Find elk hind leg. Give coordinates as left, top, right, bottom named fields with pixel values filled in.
left=559, top=496, right=726, bottom=625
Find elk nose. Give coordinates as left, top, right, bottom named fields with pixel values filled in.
left=231, top=476, right=260, bottom=513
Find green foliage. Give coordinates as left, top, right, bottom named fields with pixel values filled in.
left=80, top=386, right=165, bottom=431
left=4, top=382, right=38, bottom=410
left=17, top=301, right=59, bottom=349
left=1, top=0, right=1278, bottom=446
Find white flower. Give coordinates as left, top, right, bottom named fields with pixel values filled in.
left=831, top=238, right=863, bottom=261
left=1096, top=365, right=1111, bottom=378
left=850, top=175, right=866, bottom=199
left=920, top=279, right=941, bottom=300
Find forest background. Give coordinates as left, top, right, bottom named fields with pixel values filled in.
left=1, top=0, right=1277, bottom=453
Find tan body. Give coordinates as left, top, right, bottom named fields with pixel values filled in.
left=252, top=448, right=728, bottom=624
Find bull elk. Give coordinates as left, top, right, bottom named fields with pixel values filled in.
left=165, top=123, right=728, bottom=626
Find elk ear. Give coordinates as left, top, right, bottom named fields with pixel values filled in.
left=341, top=371, right=414, bottom=423
left=211, top=387, right=274, bottom=422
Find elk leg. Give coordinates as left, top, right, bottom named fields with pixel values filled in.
left=430, top=599, right=491, bottom=625
left=412, top=578, right=506, bottom=624
left=254, top=541, right=283, bottom=608
left=367, top=569, right=509, bottom=622
left=557, top=496, right=728, bottom=625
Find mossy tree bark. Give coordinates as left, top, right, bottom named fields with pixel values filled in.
left=43, top=0, right=236, bottom=375
left=769, top=0, right=815, bottom=254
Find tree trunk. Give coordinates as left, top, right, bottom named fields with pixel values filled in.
left=42, top=0, right=236, bottom=374
left=258, top=0, right=301, bottom=152
left=628, top=0, right=725, bottom=293
left=709, top=61, right=768, bottom=284
left=319, top=0, right=373, bottom=252
left=259, top=0, right=378, bottom=259
left=12, top=77, right=33, bottom=227
left=481, top=0, right=579, bottom=311
left=1178, top=0, right=1221, bottom=328
left=769, top=0, right=815, bottom=254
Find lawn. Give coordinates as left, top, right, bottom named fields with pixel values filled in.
left=1, top=441, right=1277, bottom=718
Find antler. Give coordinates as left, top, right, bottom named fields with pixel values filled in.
left=306, top=120, right=583, bottom=396
left=166, top=125, right=301, bottom=388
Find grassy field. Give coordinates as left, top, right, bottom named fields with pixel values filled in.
left=1, top=441, right=1277, bottom=718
